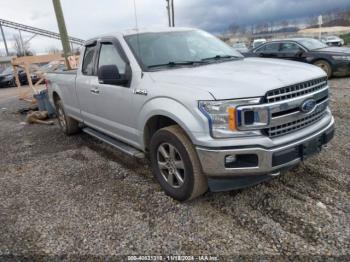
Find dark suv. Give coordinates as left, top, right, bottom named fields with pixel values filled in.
left=246, top=38, right=350, bottom=78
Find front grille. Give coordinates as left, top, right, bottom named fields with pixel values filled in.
left=265, top=77, right=328, bottom=103
left=267, top=109, right=326, bottom=138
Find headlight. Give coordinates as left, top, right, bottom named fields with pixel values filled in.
left=332, top=55, right=350, bottom=61
left=4, top=75, right=12, bottom=81
left=199, top=98, right=269, bottom=138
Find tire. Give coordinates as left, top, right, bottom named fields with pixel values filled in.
left=313, top=60, right=332, bottom=78
left=9, top=79, right=16, bottom=87
left=55, top=99, right=80, bottom=135
left=150, top=125, right=208, bottom=201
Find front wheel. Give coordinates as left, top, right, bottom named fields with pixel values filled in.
left=9, top=79, right=16, bottom=87
left=313, top=60, right=332, bottom=78
left=150, top=125, right=208, bottom=201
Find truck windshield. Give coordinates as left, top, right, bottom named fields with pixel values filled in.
left=125, top=30, right=242, bottom=70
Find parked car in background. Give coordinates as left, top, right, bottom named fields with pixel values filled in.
left=0, top=66, right=42, bottom=87
left=232, top=42, right=249, bottom=54
left=0, top=67, right=27, bottom=87
left=246, top=38, right=350, bottom=77
left=39, top=62, right=66, bottom=73
left=322, top=36, right=344, bottom=46
left=47, top=28, right=334, bottom=201
left=252, top=38, right=267, bottom=49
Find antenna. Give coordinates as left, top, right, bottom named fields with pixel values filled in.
left=171, top=0, right=175, bottom=27
left=166, top=0, right=171, bottom=27
left=133, top=0, right=143, bottom=75
left=166, top=0, right=175, bottom=27
left=133, top=0, right=139, bottom=30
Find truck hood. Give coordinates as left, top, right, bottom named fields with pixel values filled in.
left=149, top=58, right=325, bottom=100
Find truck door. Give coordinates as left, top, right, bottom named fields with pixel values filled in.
left=88, top=39, right=138, bottom=146
left=75, top=43, right=100, bottom=126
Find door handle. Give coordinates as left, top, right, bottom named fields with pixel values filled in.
left=90, top=88, right=100, bottom=94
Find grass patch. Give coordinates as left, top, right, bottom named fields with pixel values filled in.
left=340, top=33, right=350, bottom=45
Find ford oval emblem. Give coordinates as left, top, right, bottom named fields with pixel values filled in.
left=301, top=99, right=317, bottom=113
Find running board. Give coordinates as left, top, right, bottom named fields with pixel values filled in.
left=83, top=127, right=145, bottom=159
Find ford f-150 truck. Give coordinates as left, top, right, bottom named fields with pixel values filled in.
left=47, top=28, right=335, bottom=201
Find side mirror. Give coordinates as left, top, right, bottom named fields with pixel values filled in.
left=98, top=65, right=129, bottom=86
left=296, top=50, right=305, bottom=57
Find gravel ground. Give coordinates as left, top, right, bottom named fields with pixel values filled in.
left=0, top=79, right=349, bottom=260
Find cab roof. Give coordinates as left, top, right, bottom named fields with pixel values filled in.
left=85, top=27, right=197, bottom=44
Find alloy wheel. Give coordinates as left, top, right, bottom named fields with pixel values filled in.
left=57, top=106, right=66, bottom=130
left=157, top=142, right=185, bottom=188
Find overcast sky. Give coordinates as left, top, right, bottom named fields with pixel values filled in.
left=1, top=0, right=350, bottom=54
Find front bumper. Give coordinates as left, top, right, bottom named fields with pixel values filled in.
left=196, top=118, right=335, bottom=177
left=0, top=79, right=12, bottom=87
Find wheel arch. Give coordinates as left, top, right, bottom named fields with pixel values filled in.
left=140, top=98, right=206, bottom=152
left=52, top=91, right=61, bottom=106
left=311, top=58, right=333, bottom=77
left=310, top=57, right=332, bottom=65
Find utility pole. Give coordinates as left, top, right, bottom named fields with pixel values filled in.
left=52, top=0, right=72, bottom=69
left=19, top=30, right=24, bottom=55
left=0, top=22, right=9, bottom=56
left=171, top=0, right=175, bottom=27
left=318, top=15, right=323, bottom=40
left=166, top=0, right=171, bottom=27
left=166, top=0, right=175, bottom=27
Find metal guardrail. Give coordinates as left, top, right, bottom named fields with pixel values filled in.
left=0, top=18, right=85, bottom=45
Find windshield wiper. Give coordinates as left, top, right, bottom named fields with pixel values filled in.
left=148, top=61, right=205, bottom=69
left=201, top=55, right=240, bottom=62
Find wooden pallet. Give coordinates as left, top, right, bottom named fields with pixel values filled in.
left=11, top=54, right=79, bottom=102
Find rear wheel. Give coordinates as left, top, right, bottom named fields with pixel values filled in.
left=55, top=99, right=80, bottom=135
left=150, top=125, right=208, bottom=201
left=313, top=60, right=332, bottom=78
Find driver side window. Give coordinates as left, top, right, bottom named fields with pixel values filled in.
left=280, top=43, right=301, bottom=52
left=98, top=43, right=126, bottom=74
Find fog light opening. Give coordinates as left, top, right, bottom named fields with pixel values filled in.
left=225, top=155, right=237, bottom=164
left=225, top=154, right=259, bottom=168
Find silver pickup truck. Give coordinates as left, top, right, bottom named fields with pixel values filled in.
left=47, top=27, right=335, bottom=201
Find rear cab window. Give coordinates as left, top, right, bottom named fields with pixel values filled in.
left=82, top=45, right=96, bottom=75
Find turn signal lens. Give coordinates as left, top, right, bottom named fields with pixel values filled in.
left=228, top=107, right=236, bottom=131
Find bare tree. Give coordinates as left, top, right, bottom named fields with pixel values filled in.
left=228, top=23, right=241, bottom=35
left=282, top=20, right=289, bottom=28
left=306, top=15, right=317, bottom=27
left=12, top=34, right=33, bottom=57
left=238, top=26, right=247, bottom=35
left=250, top=24, right=255, bottom=35
left=47, top=46, right=61, bottom=54
left=256, top=23, right=265, bottom=33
